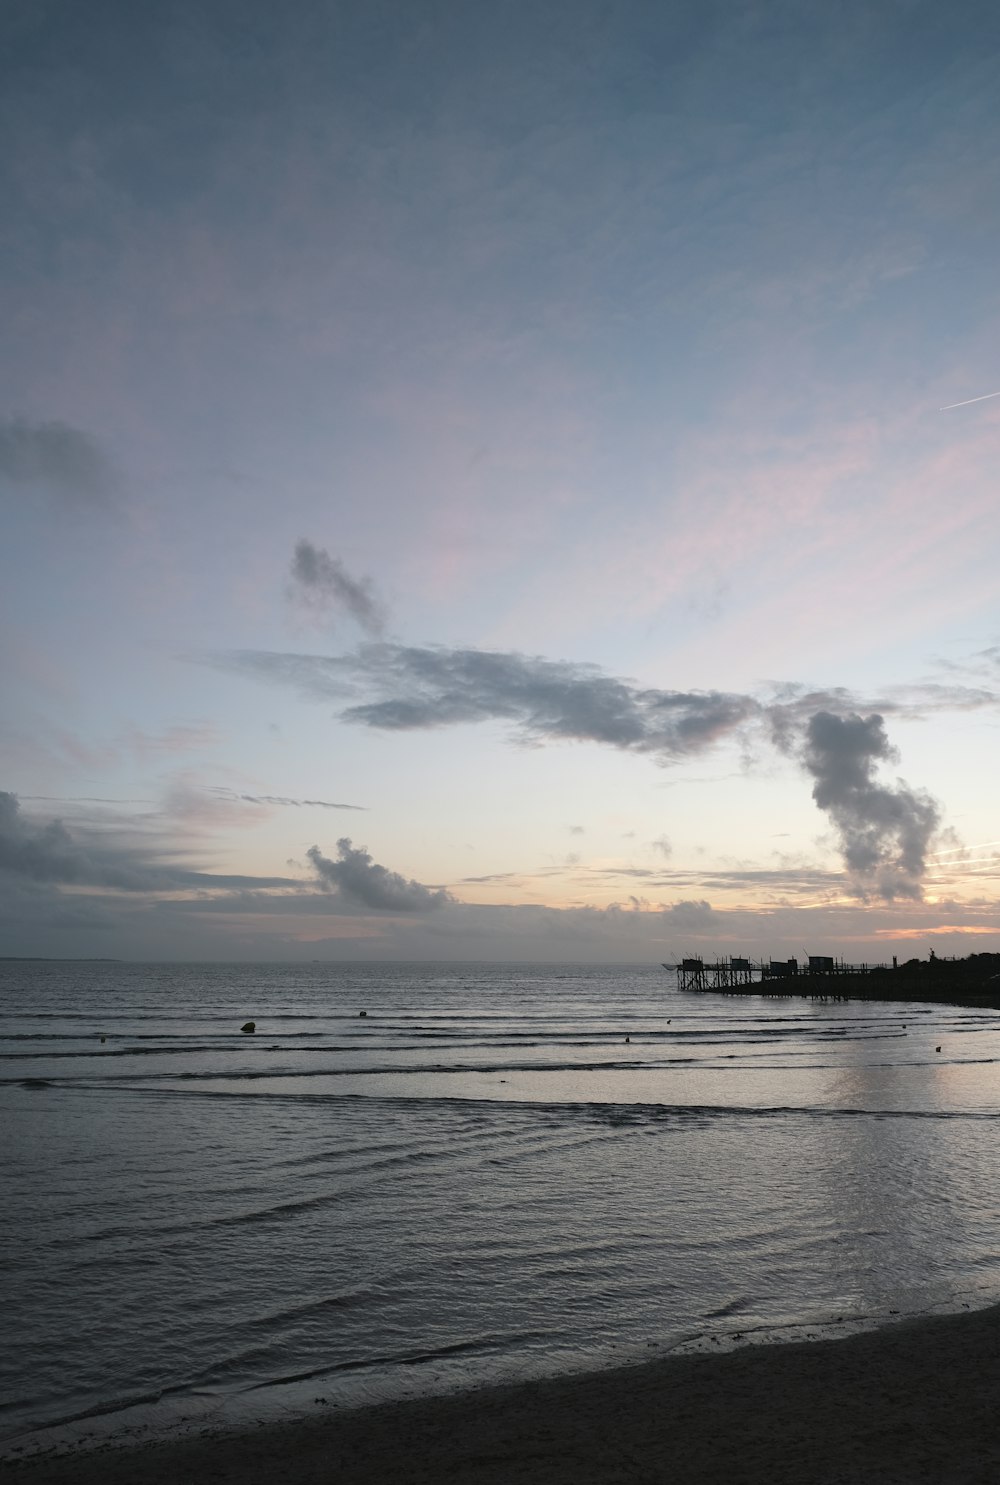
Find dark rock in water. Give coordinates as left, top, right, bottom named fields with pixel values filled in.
left=241, top=1021, right=256, bottom=1033
left=21, top=1078, right=52, bottom=1089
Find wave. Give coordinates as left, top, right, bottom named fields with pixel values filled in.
left=30, top=1082, right=1000, bottom=1124
left=236, top=1331, right=552, bottom=1391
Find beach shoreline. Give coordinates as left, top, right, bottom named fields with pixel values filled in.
left=8, top=1300, right=1000, bottom=1485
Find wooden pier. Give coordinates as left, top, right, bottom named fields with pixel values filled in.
left=662, top=952, right=1000, bottom=1010
left=664, top=955, right=886, bottom=998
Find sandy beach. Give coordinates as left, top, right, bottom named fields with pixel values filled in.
left=8, top=1302, right=1000, bottom=1485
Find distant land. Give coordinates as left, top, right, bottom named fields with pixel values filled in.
left=818, top=953, right=1000, bottom=1011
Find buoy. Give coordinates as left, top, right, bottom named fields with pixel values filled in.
left=358, top=1011, right=367, bottom=1018
left=936, top=1045, right=941, bottom=1052
left=100, top=1036, right=106, bottom=1044
left=241, top=1021, right=256, bottom=1034
left=625, top=1036, right=630, bottom=1043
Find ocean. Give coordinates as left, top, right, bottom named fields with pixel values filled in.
left=3, top=959, right=1000, bottom=1456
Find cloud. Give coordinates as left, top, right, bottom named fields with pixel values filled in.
left=204, top=641, right=970, bottom=901
left=207, top=787, right=366, bottom=811
left=0, top=791, right=297, bottom=892
left=0, top=790, right=97, bottom=884
left=21, top=795, right=154, bottom=805
left=802, top=712, right=940, bottom=900
left=0, top=416, right=118, bottom=505
left=307, top=837, right=452, bottom=912
left=585, top=862, right=844, bottom=899
left=659, top=898, right=716, bottom=929
left=650, top=834, right=672, bottom=859
left=289, top=541, right=387, bottom=636
left=213, top=643, right=759, bottom=759
left=766, top=681, right=999, bottom=742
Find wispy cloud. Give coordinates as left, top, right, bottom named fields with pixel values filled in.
left=289, top=540, right=387, bottom=636
left=20, top=795, right=154, bottom=805
left=207, top=786, right=366, bottom=811
left=127, top=724, right=220, bottom=761
left=0, top=416, right=118, bottom=506
left=585, top=862, right=845, bottom=899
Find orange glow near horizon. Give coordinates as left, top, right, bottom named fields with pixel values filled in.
left=874, top=925, right=998, bottom=939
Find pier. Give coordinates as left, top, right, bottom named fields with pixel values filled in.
left=665, top=955, right=888, bottom=999
left=661, top=952, right=1000, bottom=1011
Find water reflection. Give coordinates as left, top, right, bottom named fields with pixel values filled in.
left=4, top=962, right=1000, bottom=1452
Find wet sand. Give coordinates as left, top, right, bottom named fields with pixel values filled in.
left=9, top=1303, right=1000, bottom=1484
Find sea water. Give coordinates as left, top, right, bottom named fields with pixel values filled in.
left=3, top=960, right=1000, bottom=1454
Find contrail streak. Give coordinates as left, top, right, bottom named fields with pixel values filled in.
left=939, top=390, right=1000, bottom=411
left=929, top=839, right=1000, bottom=858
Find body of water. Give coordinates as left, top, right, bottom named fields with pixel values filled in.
left=3, top=959, right=1000, bottom=1454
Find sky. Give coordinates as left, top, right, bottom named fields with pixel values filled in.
left=2, top=0, right=1000, bottom=962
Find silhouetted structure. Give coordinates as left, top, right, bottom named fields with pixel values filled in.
left=673, top=956, right=757, bottom=991
left=663, top=953, right=1000, bottom=1010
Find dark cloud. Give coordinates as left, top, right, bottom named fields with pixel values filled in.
left=0, top=877, right=120, bottom=935
left=802, top=712, right=940, bottom=900
left=210, top=646, right=1000, bottom=756
left=0, top=416, right=118, bottom=505
left=307, top=838, right=452, bottom=912
left=342, top=648, right=755, bottom=755
left=289, top=541, right=387, bottom=636
left=0, top=790, right=135, bottom=888
left=0, top=791, right=297, bottom=892
left=203, top=643, right=960, bottom=901
left=211, top=643, right=759, bottom=760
